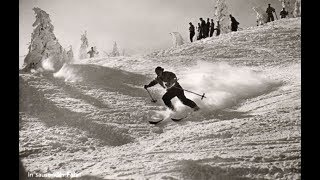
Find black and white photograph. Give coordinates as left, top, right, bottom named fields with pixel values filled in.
left=19, top=0, right=301, bottom=179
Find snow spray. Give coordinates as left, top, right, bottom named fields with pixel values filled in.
left=53, top=64, right=83, bottom=82
left=174, top=61, right=281, bottom=111
left=41, top=57, right=56, bottom=71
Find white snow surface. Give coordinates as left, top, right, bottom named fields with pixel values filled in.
left=19, top=18, right=300, bottom=179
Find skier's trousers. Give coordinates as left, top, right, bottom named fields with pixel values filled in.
left=162, top=83, right=197, bottom=110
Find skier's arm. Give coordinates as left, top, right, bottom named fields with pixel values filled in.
left=144, top=79, right=159, bottom=89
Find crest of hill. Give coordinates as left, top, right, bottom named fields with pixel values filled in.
left=148, top=18, right=300, bottom=60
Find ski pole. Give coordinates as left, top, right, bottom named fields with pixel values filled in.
left=145, top=88, right=157, bottom=103
left=173, top=86, right=206, bottom=100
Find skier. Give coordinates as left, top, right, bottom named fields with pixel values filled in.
left=206, top=18, right=210, bottom=37
left=144, top=66, right=200, bottom=112
left=189, top=22, right=195, bottom=42
left=87, top=47, right=96, bottom=58
left=280, top=8, right=289, bottom=18
left=216, top=21, right=221, bottom=36
left=197, top=23, right=202, bottom=40
left=266, top=4, right=276, bottom=22
left=230, top=14, right=240, bottom=32
left=209, top=19, right=215, bottom=37
left=200, top=18, right=207, bottom=38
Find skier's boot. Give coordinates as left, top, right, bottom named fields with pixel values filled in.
left=193, top=105, right=200, bottom=111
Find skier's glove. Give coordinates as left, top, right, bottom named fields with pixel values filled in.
left=144, top=85, right=149, bottom=89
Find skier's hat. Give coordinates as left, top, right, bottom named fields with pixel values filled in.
left=155, top=66, right=164, bottom=72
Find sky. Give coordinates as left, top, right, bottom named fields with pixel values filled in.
left=19, top=0, right=283, bottom=56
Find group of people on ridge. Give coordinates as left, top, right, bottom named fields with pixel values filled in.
left=188, top=3, right=291, bottom=42
left=188, top=14, right=239, bottom=43
left=266, top=4, right=289, bottom=23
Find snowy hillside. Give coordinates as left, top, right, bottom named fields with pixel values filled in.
left=19, top=17, right=300, bottom=180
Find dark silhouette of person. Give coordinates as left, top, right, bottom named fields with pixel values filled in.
left=209, top=19, right=215, bottom=37
left=280, top=8, right=289, bottom=18
left=230, top=14, right=239, bottom=32
left=197, top=23, right=202, bottom=40
left=205, top=18, right=210, bottom=37
left=200, top=18, right=206, bottom=38
left=216, top=21, right=221, bottom=36
left=189, top=22, right=195, bottom=42
left=144, top=66, right=200, bottom=111
left=87, top=47, right=96, bottom=58
left=266, top=4, right=276, bottom=22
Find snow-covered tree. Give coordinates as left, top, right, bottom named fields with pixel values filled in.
left=252, top=7, right=268, bottom=26
left=213, top=0, right=230, bottom=34
left=279, top=0, right=295, bottom=18
left=293, top=0, right=301, bottom=17
left=22, top=7, right=69, bottom=72
left=169, top=32, right=184, bottom=47
left=110, top=42, right=120, bottom=57
left=79, top=31, right=89, bottom=59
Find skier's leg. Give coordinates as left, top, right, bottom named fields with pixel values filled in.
left=176, top=89, right=198, bottom=109
left=162, top=90, right=177, bottom=111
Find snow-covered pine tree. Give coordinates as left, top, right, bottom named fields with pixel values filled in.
left=111, top=42, right=120, bottom=57
left=213, top=0, right=230, bottom=34
left=22, top=7, right=69, bottom=72
left=252, top=7, right=268, bottom=26
left=169, top=32, right=184, bottom=47
left=79, top=31, right=89, bottom=59
left=279, top=0, right=295, bottom=18
left=293, top=0, right=301, bottom=17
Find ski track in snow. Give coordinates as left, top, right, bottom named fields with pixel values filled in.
left=19, top=18, right=300, bottom=179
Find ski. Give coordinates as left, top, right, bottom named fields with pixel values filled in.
left=171, top=115, right=188, bottom=121
left=171, top=111, right=193, bottom=121
left=148, top=119, right=164, bottom=125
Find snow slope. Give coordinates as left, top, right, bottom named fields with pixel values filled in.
left=19, top=17, right=300, bottom=179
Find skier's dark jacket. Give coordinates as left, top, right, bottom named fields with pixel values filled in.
left=266, top=7, right=275, bottom=15
left=189, top=24, right=195, bottom=33
left=201, top=20, right=206, bottom=32
left=147, top=71, right=178, bottom=89
left=280, top=10, right=288, bottom=18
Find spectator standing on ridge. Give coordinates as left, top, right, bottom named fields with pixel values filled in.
left=280, top=8, right=289, bottom=18
left=266, top=4, right=276, bottom=22
left=209, top=19, right=215, bottom=37
left=200, top=18, right=206, bottom=38
left=196, top=23, right=202, bottom=40
left=230, top=14, right=240, bottom=32
left=87, top=47, right=96, bottom=58
left=216, top=21, right=221, bottom=36
left=189, top=22, right=195, bottom=42
left=206, top=18, right=210, bottom=37
left=144, top=66, right=200, bottom=112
